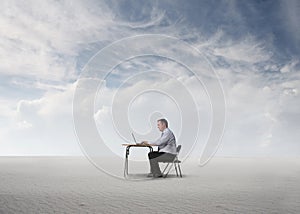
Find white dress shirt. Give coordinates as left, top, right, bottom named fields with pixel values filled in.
left=150, top=128, right=177, bottom=154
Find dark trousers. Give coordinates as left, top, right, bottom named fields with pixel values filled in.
left=148, top=152, right=176, bottom=175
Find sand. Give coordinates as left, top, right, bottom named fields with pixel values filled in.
left=0, top=156, right=299, bottom=213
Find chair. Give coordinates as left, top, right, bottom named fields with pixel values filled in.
left=161, top=145, right=182, bottom=178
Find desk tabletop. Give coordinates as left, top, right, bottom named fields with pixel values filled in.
left=122, top=143, right=156, bottom=147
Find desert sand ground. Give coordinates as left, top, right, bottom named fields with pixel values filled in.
left=0, top=156, right=299, bottom=213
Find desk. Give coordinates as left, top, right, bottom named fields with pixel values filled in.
left=122, top=144, right=155, bottom=178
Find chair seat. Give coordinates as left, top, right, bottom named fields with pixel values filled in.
left=162, top=159, right=181, bottom=163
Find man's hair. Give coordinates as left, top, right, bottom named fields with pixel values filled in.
left=157, top=118, right=168, bottom=128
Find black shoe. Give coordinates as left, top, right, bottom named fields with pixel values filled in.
left=153, top=173, right=163, bottom=178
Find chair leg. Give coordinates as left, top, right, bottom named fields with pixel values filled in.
left=162, top=162, right=182, bottom=178
left=164, top=162, right=174, bottom=178
left=174, top=162, right=178, bottom=177
left=177, top=163, right=182, bottom=177
left=162, top=163, right=170, bottom=174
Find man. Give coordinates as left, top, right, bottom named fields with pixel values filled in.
left=141, top=118, right=177, bottom=178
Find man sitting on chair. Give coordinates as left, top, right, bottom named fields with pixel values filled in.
left=141, top=118, right=177, bottom=178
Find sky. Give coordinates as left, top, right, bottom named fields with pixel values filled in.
left=0, top=0, right=299, bottom=158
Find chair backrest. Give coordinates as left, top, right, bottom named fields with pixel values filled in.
left=160, top=145, right=182, bottom=164
left=176, top=145, right=181, bottom=154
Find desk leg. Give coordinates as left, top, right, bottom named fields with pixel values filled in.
left=148, top=146, right=153, bottom=153
left=124, top=146, right=153, bottom=178
left=124, top=146, right=130, bottom=178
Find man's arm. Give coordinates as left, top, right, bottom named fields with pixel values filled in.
left=140, top=141, right=155, bottom=146
left=141, top=129, right=172, bottom=146
left=149, top=130, right=171, bottom=146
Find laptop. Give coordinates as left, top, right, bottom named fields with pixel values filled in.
left=131, top=133, right=141, bottom=145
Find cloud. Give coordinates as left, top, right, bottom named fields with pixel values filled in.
left=0, top=0, right=126, bottom=82
left=280, top=59, right=299, bottom=73
left=213, top=57, right=300, bottom=156
left=0, top=82, right=81, bottom=155
left=213, top=37, right=271, bottom=63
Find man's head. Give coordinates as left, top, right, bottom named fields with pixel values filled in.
left=157, top=118, right=168, bottom=131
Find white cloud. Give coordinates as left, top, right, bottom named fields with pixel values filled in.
left=0, top=0, right=124, bottom=81
left=16, top=120, right=33, bottom=129
left=213, top=37, right=271, bottom=63
left=280, top=59, right=299, bottom=73
left=0, top=82, right=81, bottom=155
